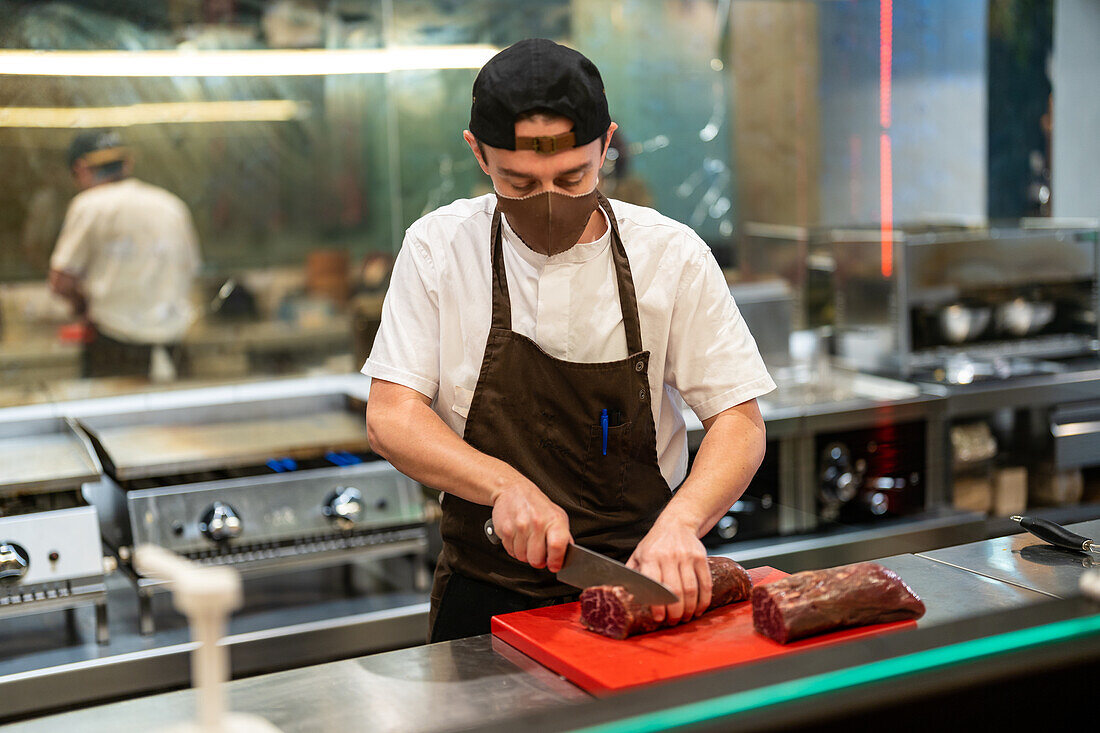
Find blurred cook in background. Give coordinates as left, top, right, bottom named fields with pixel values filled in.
left=49, top=130, right=201, bottom=381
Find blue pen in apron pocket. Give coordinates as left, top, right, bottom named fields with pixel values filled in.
left=601, top=409, right=609, bottom=456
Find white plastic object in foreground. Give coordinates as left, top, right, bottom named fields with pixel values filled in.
left=134, top=544, right=282, bottom=733
left=1081, top=568, right=1100, bottom=603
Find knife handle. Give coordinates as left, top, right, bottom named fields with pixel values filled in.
left=484, top=518, right=502, bottom=545
left=1013, top=515, right=1093, bottom=552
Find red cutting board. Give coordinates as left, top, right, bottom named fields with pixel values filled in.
left=492, top=566, right=918, bottom=696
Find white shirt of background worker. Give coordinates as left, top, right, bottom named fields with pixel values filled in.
left=49, top=131, right=200, bottom=348
left=364, top=39, right=774, bottom=634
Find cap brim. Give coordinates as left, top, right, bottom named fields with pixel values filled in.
left=79, top=147, right=129, bottom=167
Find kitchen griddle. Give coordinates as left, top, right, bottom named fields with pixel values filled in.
left=0, top=418, right=100, bottom=496
left=492, top=566, right=919, bottom=696
left=78, top=393, right=370, bottom=481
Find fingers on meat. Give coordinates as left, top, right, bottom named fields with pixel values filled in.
left=580, top=557, right=752, bottom=639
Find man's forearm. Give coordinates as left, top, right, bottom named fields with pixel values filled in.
left=48, top=269, right=86, bottom=316
left=367, top=379, right=573, bottom=570
left=658, top=400, right=766, bottom=538
left=366, top=392, right=520, bottom=507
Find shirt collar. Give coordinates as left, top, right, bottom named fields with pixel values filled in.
left=501, top=208, right=611, bottom=267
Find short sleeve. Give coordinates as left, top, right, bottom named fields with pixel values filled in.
left=361, top=230, right=441, bottom=400
left=50, top=197, right=97, bottom=275
left=665, top=244, right=776, bottom=420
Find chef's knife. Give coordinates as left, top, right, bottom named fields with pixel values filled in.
left=1011, top=515, right=1100, bottom=554
left=484, top=518, right=679, bottom=605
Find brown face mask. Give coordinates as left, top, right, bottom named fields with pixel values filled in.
left=495, top=186, right=600, bottom=256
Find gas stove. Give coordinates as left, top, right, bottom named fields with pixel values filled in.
left=0, top=417, right=110, bottom=643
left=79, top=392, right=427, bottom=634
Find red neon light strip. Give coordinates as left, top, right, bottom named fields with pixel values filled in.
left=879, top=0, right=893, bottom=278
left=879, top=0, right=892, bottom=129
left=880, top=133, right=893, bottom=278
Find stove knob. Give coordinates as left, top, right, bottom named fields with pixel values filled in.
left=820, top=442, right=860, bottom=506
left=833, top=471, right=858, bottom=503
left=323, top=487, right=363, bottom=526
left=864, top=491, right=890, bottom=516
left=715, top=515, right=739, bottom=540
left=199, top=502, right=243, bottom=543
left=0, top=542, right=29, bottom=584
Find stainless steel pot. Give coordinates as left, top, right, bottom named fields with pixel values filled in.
left=997, top=297, right=1055, bottom=337
left=939, top=304, right=992, bottom=344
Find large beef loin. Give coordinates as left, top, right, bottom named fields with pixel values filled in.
left=752, top=562, right=925, bottom=644
left=580, top=557, right=752, bottom=639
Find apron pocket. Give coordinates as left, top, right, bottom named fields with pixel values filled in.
left=580, top=421, right=633, bottom=514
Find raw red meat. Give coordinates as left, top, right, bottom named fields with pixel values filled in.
left=580, top=557, right=752, bottom=639
left=752, top=562, right=925, bottom=644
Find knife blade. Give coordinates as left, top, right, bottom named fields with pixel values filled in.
left=484, top=518, right=679, bottom=605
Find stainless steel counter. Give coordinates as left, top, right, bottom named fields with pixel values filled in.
left=920, top=519, right=1100, bottom=598
left=2, top=536, right=1071, bottom=733
left=2, top=636, right=587, bottom=733
left=0, top=318, right=352, bottom=398
left=0, top=567, right=429, bottom=721
left=875, top=553, right=1048, bottom=625
left=923, top=362, right=1100, bottom=417
left=719, top=508, right=988, bottom=573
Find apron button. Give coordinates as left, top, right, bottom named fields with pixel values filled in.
left=635, top=361, right=644, bottom=372
left=638, top=389, right=647, bottom=401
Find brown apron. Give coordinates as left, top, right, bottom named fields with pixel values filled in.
left=428, top=193, right=673, bottom=642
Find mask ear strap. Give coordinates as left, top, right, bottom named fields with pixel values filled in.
left=489, top=206, right=513, bottom=331
left=598, top=193, right=644, bottom=355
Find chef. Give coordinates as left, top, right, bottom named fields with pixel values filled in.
left=49, top=130, right=201, bottom=380
left=364, top=39, right=774, bottom=642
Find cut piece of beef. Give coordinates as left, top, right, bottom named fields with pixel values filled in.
left=752, top=562, right=925, bottom=644
left=580, top=557, right=752, bottom=639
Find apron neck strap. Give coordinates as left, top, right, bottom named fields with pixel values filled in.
left=489, top=206, right=513, bottom=332
left=489, top=194, right=645, bottom=355
left=596, top=192, right=644, bottom=355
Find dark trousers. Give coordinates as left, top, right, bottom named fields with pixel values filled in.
left=82, top=327, right=182, bottom=379
left=429, top=571, right=578, bottom=643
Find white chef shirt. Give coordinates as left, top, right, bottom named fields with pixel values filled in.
left=363, top=194, right=775, bottom=488
left=50, top=178, right=201, bottom=344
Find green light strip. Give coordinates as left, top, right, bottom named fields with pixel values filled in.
left=572, top=614, right=1100, bottom=733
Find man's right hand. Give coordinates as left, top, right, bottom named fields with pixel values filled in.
left=365, top=379, right=573, bottom=573
left=490, top=479, right=572, bottom=573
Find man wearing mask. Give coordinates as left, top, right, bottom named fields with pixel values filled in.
left=49, top=130, right=201, bottom=380
left=364, top=39, right=774, bottom=642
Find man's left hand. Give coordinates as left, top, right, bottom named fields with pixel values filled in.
left=626, top=514, right=711, bottom=625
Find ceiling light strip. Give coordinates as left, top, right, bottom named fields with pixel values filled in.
left=0, top=100, right=304, bottom=128
left=0, top=45, right=498, bottom=77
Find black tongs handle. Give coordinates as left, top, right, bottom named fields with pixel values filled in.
left=1012, top=515, right=1098, bottom=553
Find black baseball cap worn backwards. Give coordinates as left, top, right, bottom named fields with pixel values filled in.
left=67, top=130, right=128, bottom=169
left=470, top=38, right=611, bottom=155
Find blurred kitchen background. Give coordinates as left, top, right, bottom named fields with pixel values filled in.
left=3, top=1, right=1100, bottom=719
left=1, top=0, right=1095, bottom=393
left=0, top=0, right=741, bottom=400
